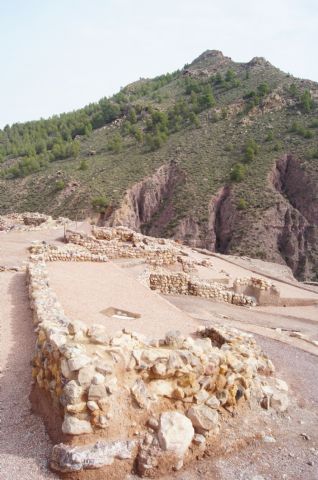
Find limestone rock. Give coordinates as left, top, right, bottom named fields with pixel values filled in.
left=51, top=440, right=135, bottom=471
left=62, top=415, right=93, bottom=435
left=187, top=405, right=219, bottom=432
left=158, top=412, right=194, bottom=457
left=270, top=392, right=289, bottom=412
left=60, top=381, right=83, bottom=407
left=205, top=395, right=220, bottom=409
left=148, top=379, right=175, bottom=398
left=87, top=400, right=99, bottom=411
left=68, top=355, right=91, bottom=371
left=66, top=402, right=87, bottom=414
left=193, top=433, right=206, bottom=446
left=78, top=365, right=96, bottom=386
left=88, top=383, right=107, bottom=401
left=131, top=379, right=150, bottom=408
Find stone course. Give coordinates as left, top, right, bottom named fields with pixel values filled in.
left=233, top=277, right=281, bottom=305
left=149, top=270, right=256, bottom=306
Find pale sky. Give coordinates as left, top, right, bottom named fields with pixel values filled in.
left=1, top=0, right=317, bottom=127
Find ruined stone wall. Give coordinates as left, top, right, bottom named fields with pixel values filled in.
left=233, top=277, right=281, bottom=306
left=0, top=212, right=69, bottom=232
left=66, top=229, right=182, bottom=267
left=26, top=253, right=288, bottom=475
left=29, top=243, right=108, bottom=263
left=149, top=271, right=256, bottom=306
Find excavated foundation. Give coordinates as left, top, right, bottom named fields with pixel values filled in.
left=26, top=227, right=290, bottom=478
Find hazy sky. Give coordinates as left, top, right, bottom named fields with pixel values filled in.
left=1, top=0, right=317, bottom=127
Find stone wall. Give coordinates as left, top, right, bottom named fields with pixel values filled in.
left=233, top=277, right=281, bottom=306
left=26, top=252, right=288, bottom=476
left=149, top=271, right=256, bottom=306
left=0, top=212, right=69, bottom=232
left=29, top=243, right=108, bottom=263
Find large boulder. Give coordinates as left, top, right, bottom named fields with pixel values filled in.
left=158, top=411, right=194, bottom=457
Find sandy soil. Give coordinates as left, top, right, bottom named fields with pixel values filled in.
left=46, top=261, right=195, bottom=337
left=0, top=272, right=57, bottom=480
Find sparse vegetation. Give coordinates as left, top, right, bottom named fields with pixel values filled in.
left=230, top=163, right=246, bottom=182
left=91, top=196, right=109, bottom=213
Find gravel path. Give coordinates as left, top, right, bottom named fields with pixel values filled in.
left=0, top=272, right=57, bottom=480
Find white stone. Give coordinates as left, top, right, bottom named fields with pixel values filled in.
left=271, top=392, right=289, bottom=412
left=68, top=355, right=91, bottom=371
left=78, top=365, right=96, bottom=386
left=51, top=440, right=135, bottom=471
left=193, top=434, right=206, bottom=446
left=49, top=333, right=67, bottom=350
left=275, top=379, right=289, bottom=392
left=187, top=405, right=219, bottom=432
left=131, top=379, right=150, bottom=408
left=87, top=401, right=99, bottom=411
left=62, top=415, right=93, bottom=435
left=92, top=373, right=106, bottom=385
left=158, top=411, right=194, bottom=457
left=205, top=395, right=220, bottom=409
left=148, top=380, right=175, bottom=398
left=60, top=381, right=83, bottom=407
left=60, top=358, right=72, bottom=379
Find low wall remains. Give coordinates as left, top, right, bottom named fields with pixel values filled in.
left=26, top=248, right=289, bottom=477
left=149, top=271, right=256, bottom=306
left=233, top=277, right=280, bottom=306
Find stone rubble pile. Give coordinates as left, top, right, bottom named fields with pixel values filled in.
left=149, top=271, right=256, bottom=306
left=0, top=212, right=69, bottom=232
left=27, top=254, right=287, bottom=476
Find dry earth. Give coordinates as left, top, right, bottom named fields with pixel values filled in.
left=0, top=223, right=317, bottom=480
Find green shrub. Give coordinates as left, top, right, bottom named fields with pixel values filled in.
left=300, top=89, right=313, bottom=113
left=79, top=159, right=88, bottom=171
left=55, top=179, right=65, bottom=191
left=91, top=196, right=109, bottom=213
left=244, top=139, right=259, bottom=162
left=108, top=133, right=122, bottom=153
left=237, top=198, right=248, bottom=210
left=265, top=130, right=274, bottom=142
left=230, top=163, right=246, bottom=182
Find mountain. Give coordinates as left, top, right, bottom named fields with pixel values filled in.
left=1, top=50, right=318, bottom=280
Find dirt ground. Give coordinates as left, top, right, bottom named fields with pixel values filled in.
left=0, top=225, right=317, bottom=480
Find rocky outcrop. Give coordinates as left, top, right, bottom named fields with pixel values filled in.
left=269, top=155, right=318, bottom=280
left=106, top=162, right=184, bottom=235
left=173, top=186, right=236, bottom=253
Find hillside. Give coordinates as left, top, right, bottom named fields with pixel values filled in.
left=1, top=50, right=318, bottom=280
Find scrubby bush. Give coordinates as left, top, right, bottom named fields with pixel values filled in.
left=243, top=139, right=259, bottom=163
left=108, top=133, right=122, bottom=153
left=79, top=159, right=88, bottom=171
left=91, top=196, right=109, bottom=213
left=300, top=89, right=313, bottom=113
left=55, top=179, right=65, bottom=191
left=237, top=198, right=248, bottom=210
left=230, top=163, right=246, bottom=182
